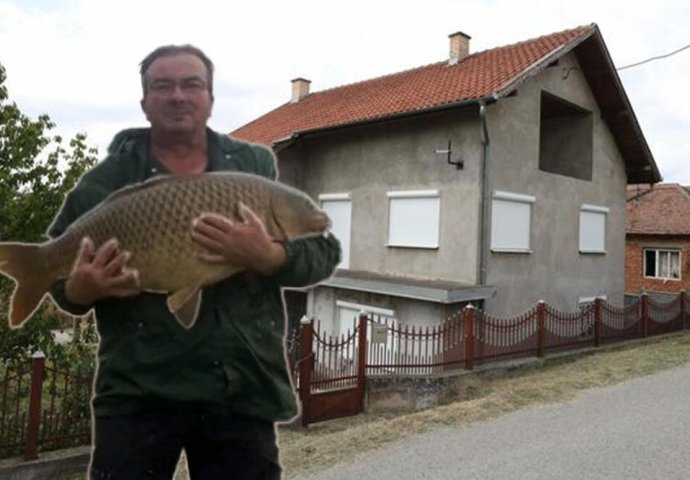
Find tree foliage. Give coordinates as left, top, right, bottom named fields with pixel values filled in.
left=0, top=61, right=99, bottom=366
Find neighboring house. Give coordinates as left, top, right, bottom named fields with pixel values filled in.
left=626, top=184, right=690, bottom=302
left=231, top=24, right=661, bottom=334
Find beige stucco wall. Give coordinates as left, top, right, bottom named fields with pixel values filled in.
left=277, top=108, right=484, bottom=333
left=278, top=107, right=484, bottom=283
left=483, top=52, right=627, bottom=315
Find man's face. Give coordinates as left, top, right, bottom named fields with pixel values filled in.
left=140, top=53, right=213, bottom=135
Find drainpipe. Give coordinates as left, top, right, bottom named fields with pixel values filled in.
left=478, top=102, right=491, bottom=287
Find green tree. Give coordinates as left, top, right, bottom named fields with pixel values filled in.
left=0, top=61, right=99, bottom=366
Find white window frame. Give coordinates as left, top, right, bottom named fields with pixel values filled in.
left=490, top=191, right=535, bottom=253
left=336, top=300, right=395, bottom=338
left=336, top=300, right=395, bottom=318
left=336, top=301, right=398, bottom=361
left=578, top=295, right=607, bottom=308
left=386, top=190, right=440, bottom=249
left=579, top=204, right=608, bottom=254
left=319, top=193, right=352, bottom=269
left=643, top=248, right=681, bottom=280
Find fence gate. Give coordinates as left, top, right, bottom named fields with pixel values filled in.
left=298, top=316, right=366, bottom=426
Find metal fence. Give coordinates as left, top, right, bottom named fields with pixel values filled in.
left=0, top=352, right=93, bottom=461
left=349, top=293, right=688, bottom=376
left=3, top=292, right=689, bottom=450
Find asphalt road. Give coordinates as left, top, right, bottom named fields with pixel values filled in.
left=298, top=362, right=690, bottom=480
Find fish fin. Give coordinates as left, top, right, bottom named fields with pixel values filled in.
left=0, top=242, right=53, bottom=328
left=167, top=285, right=202, bottom=329
left=10, top=288, right=50, bottom=330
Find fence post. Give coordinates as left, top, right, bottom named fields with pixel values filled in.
left=681, top=290, right=687, bottom=330
left=464, top=305, right=475, bottom=370
left=298, top=316, right=314, bottom=427
left=356, top=314, right=368, bottom=401
left=536, top=301, right=546, bottom=357
left=25, top=350, right=45, bottom=461
left=640, top=293, right=649, bottom=338
left=594, top=297, right=602, bottom=348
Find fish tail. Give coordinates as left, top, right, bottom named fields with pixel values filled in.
left=0, top=242, right=53, bottom=329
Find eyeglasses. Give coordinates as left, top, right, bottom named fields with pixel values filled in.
left=147, top=78, right=208, bottom=95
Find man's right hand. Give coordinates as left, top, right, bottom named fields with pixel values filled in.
left=65, top=237, right=141, bottom=306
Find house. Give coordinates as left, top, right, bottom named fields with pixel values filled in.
left=231, top=24, right=661, bottom=335
left=626, top=184, right=690, bottom=302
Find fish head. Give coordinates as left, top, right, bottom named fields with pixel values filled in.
left=271, top=187, right=331, bottom=240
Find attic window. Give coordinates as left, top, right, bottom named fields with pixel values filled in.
left=539, top=92, right=593, bottom=181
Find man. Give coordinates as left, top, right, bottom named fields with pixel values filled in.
left=48, top=45, right=341, bottom=479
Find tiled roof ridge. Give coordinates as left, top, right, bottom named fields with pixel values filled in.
left=302, top=60, right=446, bottom=99
left=299, top=23, right=596, bottom=100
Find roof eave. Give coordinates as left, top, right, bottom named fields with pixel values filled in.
left=270, top=97, right=492, bottom=151
left=575, top=26, right=662, bottom=184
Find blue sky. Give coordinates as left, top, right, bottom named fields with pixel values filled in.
left=0, top=0, right=688, bottom=183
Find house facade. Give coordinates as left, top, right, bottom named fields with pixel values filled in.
left=626, top=184, right=690, bottom=302
left=231, top=24, right=660, bottom=334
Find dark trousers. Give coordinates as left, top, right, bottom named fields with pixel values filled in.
left=89, top=412, right=281, bottom=480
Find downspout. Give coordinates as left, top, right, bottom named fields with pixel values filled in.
left=478, top=102, right=491, bottom=288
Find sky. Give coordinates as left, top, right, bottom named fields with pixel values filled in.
left=0, top=0, right=688, bottom=183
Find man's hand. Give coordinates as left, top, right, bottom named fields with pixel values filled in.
left=65, top=237, right=141, bottom=306
left=191, top=203, right=286, bottom=275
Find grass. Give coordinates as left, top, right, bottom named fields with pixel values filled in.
left=271, top=332, right=690, bottom=479
left=53, top=331, right=685, bottom=479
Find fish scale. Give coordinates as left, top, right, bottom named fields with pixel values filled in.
left=0, top=172, right=330, bottom=329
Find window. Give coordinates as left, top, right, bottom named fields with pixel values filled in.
left=491, top=191, right=535, bottom=252
left=337, top=301, right=397, bottom=362
left=539, top=91, right=593, bottom=180
left=578, top=295, right=607, bottom=309
left=644, top=249, right=681, bottom=280
left=579, top=204, right=608, bottom=253
left=387, top=190, right=440, bottom=248
left=320, top=193, right=352, bottom=269
left=336, top=300, right=395, bottom=338
left=577, top=295, right=605, bottom=335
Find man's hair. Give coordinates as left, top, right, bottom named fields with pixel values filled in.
left=139, top=44, right=214, bottom=95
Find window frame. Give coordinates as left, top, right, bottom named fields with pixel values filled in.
left=490, top=190, right=536, bottom=253
left=386, top=190, right=441, bottom=249
left=319, top=192, right=352, bottom=270
left=578, top=204, right=608, bottom=254
left=643, top=248, right=682, bottom=280
left=578, top=294, right=607, bottom=308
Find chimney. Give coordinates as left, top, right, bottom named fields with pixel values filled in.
left=448, top=31, right=471, bottom=65
left=291, top=78, right=311, bottom=103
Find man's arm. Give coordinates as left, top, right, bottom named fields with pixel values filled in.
left=270, top=233, right=341, bottom=288
left=193, top=143, right=341, bottom=286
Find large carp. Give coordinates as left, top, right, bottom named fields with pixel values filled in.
left=0, top=172, right=331, bottom=329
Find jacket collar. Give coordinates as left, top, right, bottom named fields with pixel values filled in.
left=109, top=127, right=244, bottom=175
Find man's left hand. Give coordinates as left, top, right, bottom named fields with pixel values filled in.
left=191, top=203, right=286, bottom=275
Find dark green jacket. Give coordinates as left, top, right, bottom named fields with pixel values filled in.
left=48, top=128, right=341, bottom=421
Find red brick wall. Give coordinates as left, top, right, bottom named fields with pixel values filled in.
left=625, top=234, right=690, bottom=295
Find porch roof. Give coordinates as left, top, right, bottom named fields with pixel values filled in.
left=322, top=270, right=495, bottom=304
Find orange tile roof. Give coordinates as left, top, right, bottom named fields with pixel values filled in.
left=231, top=25, right=595, bottom=146
left=627, top=184, right=690, bottom=235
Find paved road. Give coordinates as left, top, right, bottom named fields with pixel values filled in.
left=298, top=362, right=690, bottom=480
